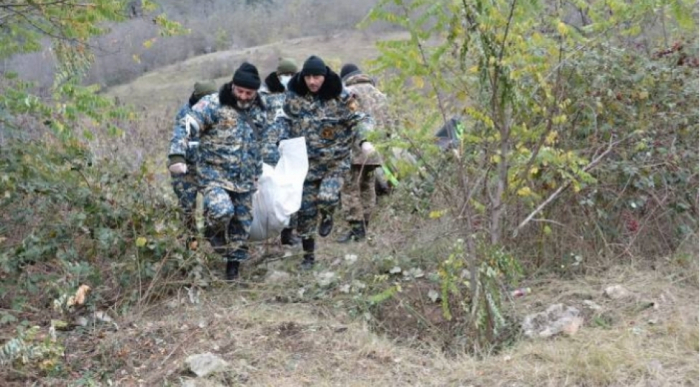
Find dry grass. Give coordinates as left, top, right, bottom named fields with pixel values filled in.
left=64, top=261, right=696, bottom=387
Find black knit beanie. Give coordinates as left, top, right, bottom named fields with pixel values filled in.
left=302, top=55, right=327, bottom=76
left=340, top=63, right=360, bottom=80
left=232, top=62, right=261, bottom=90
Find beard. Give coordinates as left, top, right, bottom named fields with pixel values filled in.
left=236, top=100, right=252, bottom=109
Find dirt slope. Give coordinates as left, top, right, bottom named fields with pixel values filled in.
left=61, top=266, right=697, bottom=386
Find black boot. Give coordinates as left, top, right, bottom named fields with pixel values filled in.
left=280, top=227, right=301, bottom=246
left=225, top=260, right=240, bottom=281
left=318, top=212, right=334, bottom=237
left=224, top=246, right=248, bottom=281
left=301, top=238, right=315, bottom=270
left=336, top=221, right=366, bottom=243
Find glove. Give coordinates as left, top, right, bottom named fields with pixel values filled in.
left=168, top=162, right=187, bottom=175
left=361, top=141, right=376, bottom=156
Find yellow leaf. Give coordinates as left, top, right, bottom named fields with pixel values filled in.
left=557, top=21, right=569, bottom=36
left=545, top=131, right=558, bottom=145
left=412, top=76, right=424, bottom=89
left=136, top=237, right=147, bottom=247
left=132, top=54, right=141, bottom=63
left=529, top=167, right=539, bottom=176
left=429, top=209, right=447, bottom=219
left=544, top=225, right=552, bottom=235
left=638, top=91, right=649, bottom=100
left=51, top=319, right=68, bottom=330
left=517, top=186, right=532, bottom=196
left=40, top=359, right=57, bottom=371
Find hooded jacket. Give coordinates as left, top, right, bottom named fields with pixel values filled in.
left=343, top=72, right=392, bottom=166
left=281, top=67, right=368, bottom=180
left=169, top=81, right=273, bottom=192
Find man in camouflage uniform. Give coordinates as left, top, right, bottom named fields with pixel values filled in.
left=260, top=57, right=302, bottom=246
left=336, top=64, right=390, bottom=242
left=261, top=57, right=297, bottom=116
left=169, top=62, right=277, bottom=281
left=280, top=55, right=374, bottom=269
left=168, top=81, right=217, bottom=240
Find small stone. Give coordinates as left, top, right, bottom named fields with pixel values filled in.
left=166, top=299, right=179, bottom=309
left=344, top=254, right=358, bottom=264
left=604, top=285, right=631, bottom=299
left=560, top=316, right=583, bottom=336
left=583, top=300, right=602, bottom=311
left=265, top=270, right=291, bottom=283
left=522, top=304, right=582, bottom=339
left=185, top=353, right=229, bottom=377
left=647, top=359, right=663, bottom=374
left=315, top=271, right=336, bottom=287
left=75, top=316, right=89, bottom=327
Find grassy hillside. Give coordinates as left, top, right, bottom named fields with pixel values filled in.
left=103, top=31, right=408, bottom=113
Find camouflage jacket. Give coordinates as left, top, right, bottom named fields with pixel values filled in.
left=257, top=92, right=286, bottom=164
left=344, top=73, right=392, bottom=166
left=171, top=101, right=199, bottom=167
left=260, top=71, right=291, bottom=151
left=260, top=91, right=287, bottom=147
left=281, top=69, right=369, bottom=181
left=169, top=83, right=276, bottom=192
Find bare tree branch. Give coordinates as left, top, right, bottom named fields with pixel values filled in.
left=512, top=136, right=624, bottom=238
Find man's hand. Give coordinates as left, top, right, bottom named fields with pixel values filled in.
left=169, top=162, right=187, bottom=175
left=361, top=141, right=376, bottom=156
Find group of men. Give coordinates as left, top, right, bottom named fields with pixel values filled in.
left=167, top=55, right=392, bottom=281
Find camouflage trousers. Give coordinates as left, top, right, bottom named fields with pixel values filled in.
left=171, top=170, right=198, bottom=233
left=341, top=164, right=376, bottom=223
left=297, top=175, right=344, bottom=238
left=202, top=186, right=253, bottom=262
left=286, top=212, right=298, bottom=229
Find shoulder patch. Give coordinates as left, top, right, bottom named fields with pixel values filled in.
left=346, top=94, right=359, bottom=112
left=193, top=98, right=210, bottom=111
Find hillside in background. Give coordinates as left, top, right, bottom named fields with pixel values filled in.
left=0, top=0, right=393, bottom=92
left=103, top=30, right=407, bottom=113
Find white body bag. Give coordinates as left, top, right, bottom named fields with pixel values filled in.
left=248, top=137, right=308, bottom=241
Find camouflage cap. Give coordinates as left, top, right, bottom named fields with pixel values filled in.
left=277, top=57, right=298, bottom=75
left=193, top=81, right=217, bottom=98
